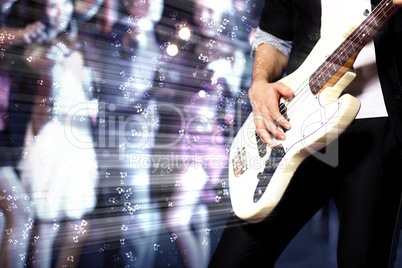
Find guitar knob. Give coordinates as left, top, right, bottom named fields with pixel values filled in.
left=265, top=160, right=274, bottom=170
left=255, top=188, right=262, bottom=195
left=257, top=172, right=271, bottom=182
left=272, top=146, right=285, bottom=157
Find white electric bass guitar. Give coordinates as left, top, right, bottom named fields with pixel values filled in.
left=229, top=0, right=399, bottom=223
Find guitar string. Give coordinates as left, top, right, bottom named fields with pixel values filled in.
left=245, top=0, right=395, bottom=143
left=278, top=0, right=394, bottom=118
left=284, top=0, right=393, bottom=114
left=237, top=0, right=395, bottom=207
left=282, top=24, right=373, bottom=117
left=245, top=0, right=395, bottom=144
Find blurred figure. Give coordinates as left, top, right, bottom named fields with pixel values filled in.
left=1, top=3, right=47, bottom=267
left=98, top=0, right=163, bottom=266
left=6, top=0, right=99, bottom=266
left=0, top=167, right=34, bottom=268
left=163, top=74, right=232, bottom=268
left=150, top=0, right=240, bottom=267
left=193, top=0, right=246, bottom=123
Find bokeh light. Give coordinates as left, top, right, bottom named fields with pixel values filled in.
left=166, top=43, right=179, bottom=56
left=178, top=26, right=191, bottom=40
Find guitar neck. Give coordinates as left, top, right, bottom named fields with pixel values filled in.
left=309, top=0, right=399, bottom=95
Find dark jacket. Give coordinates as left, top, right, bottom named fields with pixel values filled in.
left=259, top=0, right=402, bottom=145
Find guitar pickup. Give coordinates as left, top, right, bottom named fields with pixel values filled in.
left=279, top=102, right=290, bottom=133
left=272, top=145, right=285, bottom=157
left=257, top=172, right=271, bottom=182
left=254, top=145, right=286, bottom=202
left=255, top=131, right=267, bottom=157
left=254, top=102, right=289, bottom=156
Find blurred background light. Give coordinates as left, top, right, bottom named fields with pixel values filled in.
left=166, top=43, right=179, bottom=56
left=178, top=26, right=191, bottom=40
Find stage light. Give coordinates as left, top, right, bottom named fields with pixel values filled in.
left=198, top=90, right=207, bottom=98
left=166, top=43, right=179, bottom=56
left=178, top=26, right=192, bottom=40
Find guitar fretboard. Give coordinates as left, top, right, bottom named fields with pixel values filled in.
left=309, top=0, right=399, bottom=94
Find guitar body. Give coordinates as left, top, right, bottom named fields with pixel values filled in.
left=228, top=13, right=366, bottom=223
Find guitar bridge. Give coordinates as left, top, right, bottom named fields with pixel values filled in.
left=232, top=147, right=248, bottom=177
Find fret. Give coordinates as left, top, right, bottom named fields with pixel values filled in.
left=336, top=55, right=343, bottom=66
left=350, top=42, right=356, bottom=53
left=382, top=7, right=389, bottom=17
left=330, top=63, right=337, bottom=72
left=308, top=0, right=398, bottom=95
left=326, top=67, right=334, bottom=80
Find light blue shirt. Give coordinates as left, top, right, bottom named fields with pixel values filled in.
left=251, top=27, right=293, bottom=60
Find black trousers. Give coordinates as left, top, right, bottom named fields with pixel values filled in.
left=209, top=118, right=402, bottom=268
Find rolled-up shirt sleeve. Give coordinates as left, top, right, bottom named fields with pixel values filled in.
left=251, top=27, right=293, bottom=59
